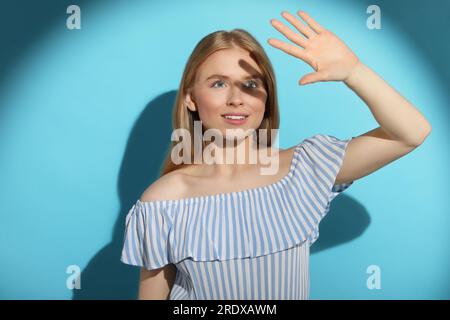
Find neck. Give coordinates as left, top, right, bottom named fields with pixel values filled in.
left=199, top=133, right=279, bottom=178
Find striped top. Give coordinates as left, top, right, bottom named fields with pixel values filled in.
left=120, top=134, right=354, bottom=300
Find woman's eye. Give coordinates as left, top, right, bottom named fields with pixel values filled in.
left=211, top=80, right=225, bottom=88
left=245, top=80, right=258, bottom=89
left=211, top=80, right=258, bottom=89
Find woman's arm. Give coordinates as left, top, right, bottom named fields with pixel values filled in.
left=268, top=10, right=431, bottom=185
left=138, top=265, right=177, bottom=300
left=344, top=62, right=431, bottom=147
left=334, top=62, right=431, bottom=184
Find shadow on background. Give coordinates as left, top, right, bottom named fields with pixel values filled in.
left=0, top=0, right=97, bottom=112
left=311, top=196, right=370, bottom=254
left=73, top=91, right=175, bottom=299
left=360, top=0, right=450, bottom=107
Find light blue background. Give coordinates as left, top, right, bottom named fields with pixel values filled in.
left=0, top=0, right=448, bottom=299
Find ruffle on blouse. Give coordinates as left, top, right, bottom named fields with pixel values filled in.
left=297, top=134, right=354, bottom=245
left=120, top=134, right=354, bottom=270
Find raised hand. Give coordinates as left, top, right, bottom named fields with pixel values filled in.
left=268, top=10, right=360, bottom=85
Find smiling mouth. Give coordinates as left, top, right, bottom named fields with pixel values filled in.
left=221, top=115, right=249, bottom=120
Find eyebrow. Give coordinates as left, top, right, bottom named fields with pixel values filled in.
left=205, top=74, right=263, bottom=82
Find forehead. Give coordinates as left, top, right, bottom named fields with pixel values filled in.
left=196, top=47, right=264, bottom=81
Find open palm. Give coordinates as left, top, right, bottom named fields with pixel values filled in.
left=268, top=10, right=360, bottom=85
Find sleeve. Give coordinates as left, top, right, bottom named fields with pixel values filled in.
left=120, top=200, right=173, bottom=270
left=302, top=134, right=354, bottom=204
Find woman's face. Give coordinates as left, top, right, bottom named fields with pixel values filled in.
left=186, top=46, right=268, bottom=142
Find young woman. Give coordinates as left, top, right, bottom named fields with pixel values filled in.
left=120, top=10, right=431, bottom=300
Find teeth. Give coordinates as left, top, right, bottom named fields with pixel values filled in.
left=223, top=115, right=246, bottom=120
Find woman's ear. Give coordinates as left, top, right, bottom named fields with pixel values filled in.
left=185, top=90, right=197, bottom=112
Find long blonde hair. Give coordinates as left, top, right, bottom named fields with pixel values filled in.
left=160, top=28, right=280, bottom=177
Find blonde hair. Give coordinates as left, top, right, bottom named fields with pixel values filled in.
left=160, top=28, right=280, bottom=176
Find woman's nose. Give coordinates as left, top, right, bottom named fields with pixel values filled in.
left=227, top=85, right=244, bottom=106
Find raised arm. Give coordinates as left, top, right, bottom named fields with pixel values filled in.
left=268, top=10, right=431, bottom=185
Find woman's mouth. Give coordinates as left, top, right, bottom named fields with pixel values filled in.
left=221, top=114, right=249, bottom=125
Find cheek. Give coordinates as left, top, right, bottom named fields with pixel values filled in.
left=196, top=86, right=222, bottom=105
left=196, top=94, right=222, bottom=117
left=194, top=92, right=224, bottom=126
left=252, top=98, right=266, bottom=112
left=249, top=96, right=266, bottom=118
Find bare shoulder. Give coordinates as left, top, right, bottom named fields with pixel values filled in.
left=278, top=144, right=297, bottom=162
left=139, top=168, right=190, bottom=202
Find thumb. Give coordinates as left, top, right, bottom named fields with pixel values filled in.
left=299, top=71, right=328, bottom=85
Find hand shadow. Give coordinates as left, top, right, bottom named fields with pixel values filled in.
left=72, top=90, right=370, bottom=299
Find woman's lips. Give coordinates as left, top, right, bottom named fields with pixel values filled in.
left=221, top=115, right=249, bottom=125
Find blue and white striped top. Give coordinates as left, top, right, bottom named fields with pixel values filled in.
left=120, top=134, right=354, bottom=300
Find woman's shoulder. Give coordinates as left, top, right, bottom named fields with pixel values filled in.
left=139, top=168, right=191, bottom=203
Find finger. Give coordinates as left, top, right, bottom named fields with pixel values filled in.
left=299, top=71, right=328, bottom=85
left=297, top=11, right=325, bottom=34
left=281, top=11, right=315, bottom=39
left=270, top=18, right=307, bottom=48
left=267, top=38, right=313, bottom=65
